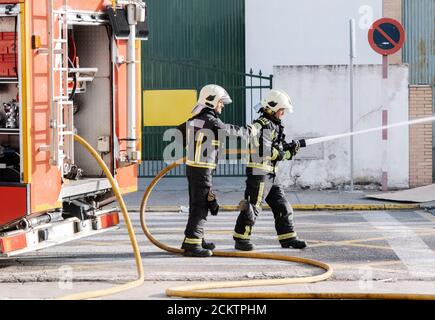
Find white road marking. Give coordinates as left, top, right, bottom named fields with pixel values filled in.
left=364, top=212, right=435, bottom=278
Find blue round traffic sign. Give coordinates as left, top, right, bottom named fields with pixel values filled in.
left=368, top=18, right=405, bottom=55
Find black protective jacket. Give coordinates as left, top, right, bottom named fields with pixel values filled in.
left=247, top=112, right=290, bottom=175
left=177, top=107, right=254, bottom=174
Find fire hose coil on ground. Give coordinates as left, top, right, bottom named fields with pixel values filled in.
left=139, top=158, right=435, bottom=300
left=58, top=140, right=435, bottom=300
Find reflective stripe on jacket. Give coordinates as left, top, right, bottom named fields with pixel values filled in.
left=178, top=107, right=255, bottom=171
left=247, top=113, right=287, bottom=175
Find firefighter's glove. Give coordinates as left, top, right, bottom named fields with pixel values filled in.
left=283, top=150, right=292, bottom=161
left=208, top=190, right=220, bottom=216
left=249, top=122, right=262, bottom=137
left=283, top=140, right=302, bottom=159
left=272, top=144, right=285, bottom=162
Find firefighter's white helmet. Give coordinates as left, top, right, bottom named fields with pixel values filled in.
left=197, top=84, right=232, bottom=109
left=261, top=89, right=294, bottom=114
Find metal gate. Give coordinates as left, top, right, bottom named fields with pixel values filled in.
left=139, top=65, right=273, bottom=177
left=138, top=0, right=272, bottom=177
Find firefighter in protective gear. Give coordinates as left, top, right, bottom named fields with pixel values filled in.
left=177, top=84, right=257, bottom=257
left=233, top=89, right=307, bottom=251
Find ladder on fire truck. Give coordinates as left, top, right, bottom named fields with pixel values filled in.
left=47, top=0, right=74, bottom=173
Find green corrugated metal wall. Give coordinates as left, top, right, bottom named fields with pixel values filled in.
left=403, top=0, right=435, bottom=180
left=402, top=0, right=434, bottom=85
left=141, top=0, right=245, bottom=162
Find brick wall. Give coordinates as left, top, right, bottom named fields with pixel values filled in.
left=383, top=0, right=403, bottom=64
left=409, top=85, right=433, bottom=187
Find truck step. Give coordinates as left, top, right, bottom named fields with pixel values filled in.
left=0, top=209, right=120, bottom=257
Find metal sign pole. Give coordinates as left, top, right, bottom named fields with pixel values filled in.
left=382, top=55, right=388, bottom=79
left=349, top=19, right=356, bottom=191
left=367, top=17, right=406, bottom=193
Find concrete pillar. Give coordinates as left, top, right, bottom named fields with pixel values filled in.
left=383, top=0, right=403, bottom=65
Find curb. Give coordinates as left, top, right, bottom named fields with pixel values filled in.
left=221, top=203, right=421, bottom=211
left=133, top=203, right=421, bottom=212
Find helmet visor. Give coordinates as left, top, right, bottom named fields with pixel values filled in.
left=220, top=90, right=233, bottom=105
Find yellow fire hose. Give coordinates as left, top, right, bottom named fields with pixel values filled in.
left=55, top=139, right=435, bottom=300
left=139, top=158, right=435, bottom=300
left=56, top=135, right=145, bottom=300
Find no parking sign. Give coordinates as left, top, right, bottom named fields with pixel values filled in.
left=368, top=18, right=405, bottom=78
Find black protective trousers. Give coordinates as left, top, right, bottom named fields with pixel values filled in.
left=233, top=174, right=296, bottom=243
left=183, top=166, right=212, bottom=244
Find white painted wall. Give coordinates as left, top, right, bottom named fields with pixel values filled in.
left=245, top=0, right=384, bottom=124
left=274, top=65, right=409, bottom=189
left=245, top=1, right=410, bottom=188
left=246, top=0, right=383, bottom=75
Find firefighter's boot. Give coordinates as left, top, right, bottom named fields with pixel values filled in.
left=234, top=239, right=255, bottom=251
left=202, top=239, right=216, bottom=251
left=182, top=242, right=213, bottom=257
left=280, top=237, right=307, bottom=249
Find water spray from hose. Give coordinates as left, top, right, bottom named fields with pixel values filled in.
left=303, top=115, right=435, bottom=147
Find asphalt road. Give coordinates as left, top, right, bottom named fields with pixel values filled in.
left=0, top=209, right=434, bottom=299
